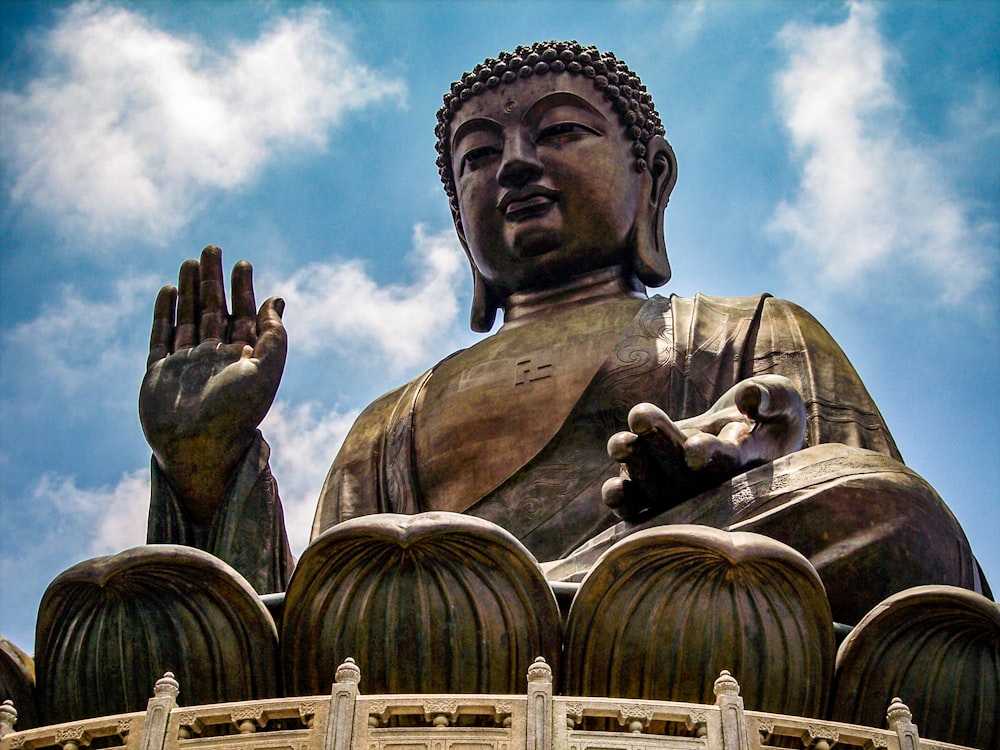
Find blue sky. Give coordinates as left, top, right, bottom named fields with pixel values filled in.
left=1, top=1, right=997, bottom=652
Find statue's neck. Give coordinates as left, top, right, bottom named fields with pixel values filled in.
left=501, top=266, right=646, bottom=330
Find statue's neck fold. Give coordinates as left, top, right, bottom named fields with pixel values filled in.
left=500, top=266, right=646, bottom=330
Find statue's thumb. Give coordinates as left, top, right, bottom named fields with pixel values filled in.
left=259, top=296, right=286, bottom=325
left=255, top=297, right=288, bottom=362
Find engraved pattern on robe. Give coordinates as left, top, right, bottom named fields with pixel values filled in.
left=314, top=294, right=900, bottom=558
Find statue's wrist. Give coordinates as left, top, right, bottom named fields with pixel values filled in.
left=152, top=431, right=259, bottom=523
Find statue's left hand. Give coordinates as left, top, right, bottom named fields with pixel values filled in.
left=602, top=375, right=806, bottom=520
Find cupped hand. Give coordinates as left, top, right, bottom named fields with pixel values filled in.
left=602, top=375, right=806, bottom=521
left=139, top=246, right=286, bottom=524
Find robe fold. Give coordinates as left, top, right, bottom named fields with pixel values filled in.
left=147, top=293, right=980, bottom=622
left=310, top=293, right=979, bottom=623
left=314, top=293, right=901, bottom=550
left=148, top=431, right=293, bottom=593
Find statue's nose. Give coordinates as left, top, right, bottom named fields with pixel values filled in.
left=497, top=131, right=543, bottom=187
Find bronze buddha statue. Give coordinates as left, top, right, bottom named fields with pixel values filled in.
left=138, top=42, right=985, bottom=626
left=21, top=43, right=996, bottom=743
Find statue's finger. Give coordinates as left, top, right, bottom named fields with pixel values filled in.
left=735, top=380, right=765, bottom=420
left=174, top=259, right=200, bottom=350
left=627, top=402, right=688, bottom=445
left=253, top=296, right=288, bottom=368
left=738, top=375, right=807, bottom=423
left=199, top=245, right=228, bottom=342
left=607, top=430, right=637, bottom=462
left=147, top=284, right=177, bottom=366
left=764, top=382, right=806, bottom=423
left=602, top=476, right=629, bottom=514
left=684, top=431, right=740, bottom=472
left=230, top=260, right=258, bottom=346
left=147, top=285, right=177, bottom=368
left=683, top=432, right=716, bottom=470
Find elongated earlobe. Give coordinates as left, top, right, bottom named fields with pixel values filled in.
left=632, top=136, right=677, bottom=288
left=470, top=267, right=499, bottom=332
left=454, top=215, right=500, bottom=333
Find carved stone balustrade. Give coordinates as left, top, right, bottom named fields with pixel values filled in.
left=0, top=666, right=978, bottom=750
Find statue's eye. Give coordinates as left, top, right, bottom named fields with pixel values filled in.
left=536, top=122, right=599, bottom=142
left=460, top=146, right=500, bottom=175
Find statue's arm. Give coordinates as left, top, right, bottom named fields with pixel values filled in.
left=139, top=247, right=289, bottom=568
left=147, top=430, right=293, bottom=592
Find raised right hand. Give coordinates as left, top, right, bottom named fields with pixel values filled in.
left=139, top=246, right=286, bottom=524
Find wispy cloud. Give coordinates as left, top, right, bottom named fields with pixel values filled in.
left=32, top=468, right=150, bottom=555
left=664, top=0, right=708, bottom=50
left=769, top=2, right=996, bottom=305
left=270, top=225, right=468, bottom=372
left=0, top=2, right=405, bottom=242
left=5, top=274, right=156, bottom=399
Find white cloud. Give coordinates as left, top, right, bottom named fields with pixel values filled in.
left=664, top=0, right=708, bottom=50
left=0, top=2, right=405, bottom=242
left=261, top=400, right=359, bottom=555
left=769, top=1, right=995, bottom=304
left=6, top=274, right=156, bottom=397
left=270, top=224, right=467, bottom=372
left=17, top=399, right=353, bottom=574
left=32, top=468, right=150, bottom=555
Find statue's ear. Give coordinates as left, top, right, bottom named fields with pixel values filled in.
left=633, top=135, right=677, bottom=288
left=454, top=215, right=499, bottom=333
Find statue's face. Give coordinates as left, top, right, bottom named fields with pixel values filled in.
left=449, top=74, right=646, bottom=298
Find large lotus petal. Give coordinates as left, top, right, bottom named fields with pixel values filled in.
left=833, top=585, right=999, bottom=747
left=35, top=545, right=278, bottom=723
left=282, top=512, right=562, bottom=696
left=563, top=524, right=833, bottom=715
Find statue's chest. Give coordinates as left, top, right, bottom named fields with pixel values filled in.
left=412, top=301, right=643, bottom=513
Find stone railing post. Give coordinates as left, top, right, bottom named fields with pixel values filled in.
left=525, top=657, right=553, bottom=750
left=0, top=701, right=17, bottom=739
left=714, top=671, right=749, bottom=750
left=139, top=673, right=179, bottom=750
left=324, top=658, right=360, bottom=750
left=887, top=698, right=920, bottom=750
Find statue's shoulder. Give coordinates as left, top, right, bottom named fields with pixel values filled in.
left=336, top=350, right=460, bottom=457
left=340, top=378, right=419, bottom=451
left=660, top=292, right=819, bottom=324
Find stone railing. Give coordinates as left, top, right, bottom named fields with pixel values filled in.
left=0, top=659, right=973, bottom=750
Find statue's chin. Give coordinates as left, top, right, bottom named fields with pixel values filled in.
left=509, top=225, right=562, bottom=259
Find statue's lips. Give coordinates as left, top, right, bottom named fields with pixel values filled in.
left=499, top=187, right=560, bottom=221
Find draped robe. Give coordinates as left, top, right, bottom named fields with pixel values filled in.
left=312, top=294, right=982, bottom=623
left=147, top=293, right=983, bottom=622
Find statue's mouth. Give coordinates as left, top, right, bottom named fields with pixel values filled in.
left=499, top=187, right=560, bottom=221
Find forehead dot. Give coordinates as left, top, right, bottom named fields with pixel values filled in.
left=504, top=100, right=517, bottom=114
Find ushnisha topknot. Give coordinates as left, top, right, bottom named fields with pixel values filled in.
left=435, top=41, right=666, bottom=217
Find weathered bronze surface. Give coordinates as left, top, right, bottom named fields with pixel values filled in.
left=563, top=526, right=834, bottom=715
left=34, top=546, right=279, bottom=724
left=0, top=638, right=35, bottom=731
left=832, top=585, right=999, bottom=748
left=282, top=512, right=562, bottom=697
left=15, top=40, right=983, bottom=742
